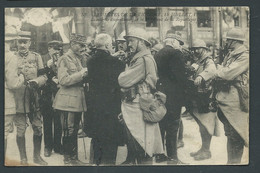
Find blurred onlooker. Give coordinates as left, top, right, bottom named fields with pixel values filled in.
left=151, top=43, right=163, bottom=57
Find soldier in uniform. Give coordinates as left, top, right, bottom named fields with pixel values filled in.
left=40, top=40, right=63, bottom=157
left=4, top=26, right=25, bottom=160
left=212, top=28, right=249, bottom=164
left=189, top=39, right=220, bottom=160
left=118, top=27, right=164, bottom=165
left=113, top=31, right=128, bottom=62
left=53, top=33, right=88, bottom=165
left=154, top=30, right=187, bottom=164
left=14, top=31, right=48, bottom=165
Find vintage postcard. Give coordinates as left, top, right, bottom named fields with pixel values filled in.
left=4, top=7, right=249, bottom=166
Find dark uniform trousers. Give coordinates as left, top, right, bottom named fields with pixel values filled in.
left=60, top=111, right=81, bottom=160
left=42, top=108, right=62, bottom=152
left=217, top=108, right=244, bottom=164
left=159, top=101, right=182, bottom=159
left=92, top=138, right=118, bottom=165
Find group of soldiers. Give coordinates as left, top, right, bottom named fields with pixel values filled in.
left=5, top=24, right=249, bottom=166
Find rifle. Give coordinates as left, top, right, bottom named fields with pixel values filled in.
left=218, top=46, right=228, bottom=64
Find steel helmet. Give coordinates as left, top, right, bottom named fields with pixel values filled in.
left=191, top=39, right=209, bottom=50
left=226, top=28, right=246, bottom=42
left=123, top=27, right=151, bottom=46
left=116, top=31, right=126, bottom=42
left=151, top=43, right=164, bottom=52
left=164, top=30, right=184, bottom=45
left=5, top=25, right=18, bottom=41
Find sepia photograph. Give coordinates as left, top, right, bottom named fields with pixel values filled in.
left=4, top=6, right=249, bottom=166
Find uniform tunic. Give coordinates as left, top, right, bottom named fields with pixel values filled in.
left=5, top=51, right=24, bottom=115
left=118, top=49, right=164, bottom=157
left=214, top=45, right=249, bottom=146
left=192, top=54, right=220, bottom=136
left=14, top=51, right=47, bottom=113
left=53, top=49, right=87, bottom=112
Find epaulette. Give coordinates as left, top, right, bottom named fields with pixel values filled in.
left=31, top=51, right=41, bottom=57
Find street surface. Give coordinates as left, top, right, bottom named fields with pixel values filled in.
left=5, top=109, right=248, bottom=166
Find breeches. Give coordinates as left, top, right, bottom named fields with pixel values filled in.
left=5, top=112, right=43, bottom=137
left=60, top=111, right=81, bottom=137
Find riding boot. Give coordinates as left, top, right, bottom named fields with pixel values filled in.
left=62, top=136, right=72, bottom=165
left=33, top=135, right=48, bottom=165
left=16, top=136, right=28, bottom=165
left=70, top=135, right=86, bottom=166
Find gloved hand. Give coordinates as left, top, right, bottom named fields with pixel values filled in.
left=47, top=59, right=53, bottom=68
left=191, top=63, right=199, bottom=71
left=118, top=113, right=124, bottom=124
left=27, top=80, right=39, bottom=89
left=194, top=76, right=204, bottom=86
left=80, top=68, right=88, bottom=77
left=52, top=77, right=59, bottom=84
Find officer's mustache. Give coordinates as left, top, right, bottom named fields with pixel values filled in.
left=19, top=46, right=26, bottom=49
left=80, top=50, right=85, bottom=53
left=19, top=47, right=27, bottom=51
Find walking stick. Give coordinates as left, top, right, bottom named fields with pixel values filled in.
left=80, top=117, right=87, bottom=160
left=81, top=85, right=88, bottom=160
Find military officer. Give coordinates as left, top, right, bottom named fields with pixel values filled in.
left=40, top=40, right=63, bottom=157
left=213, top=28, right=249, bottom=164
left=53, top=33, right=88, bottom=165
left=14, top=31, right=48, bottom=165
left=5, top=26, right=25, bottom=160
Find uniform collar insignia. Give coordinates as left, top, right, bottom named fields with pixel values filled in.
left=19, top=51, right=29, bottom=57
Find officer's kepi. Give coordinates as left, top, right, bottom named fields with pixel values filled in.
left=70, top=33, right=87, bottom=46
left=48, top=40, right=63, bottom=50
left=17, top=31, right=31, bottom=40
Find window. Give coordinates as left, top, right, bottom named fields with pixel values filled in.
left=145, top=9, right=157, bottom=27
left=234, top=16, right=240, bottom=27
left=197, top=10, right=211, bottom=28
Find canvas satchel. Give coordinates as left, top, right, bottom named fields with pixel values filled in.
left=139, top=57, right=167, bottom=123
